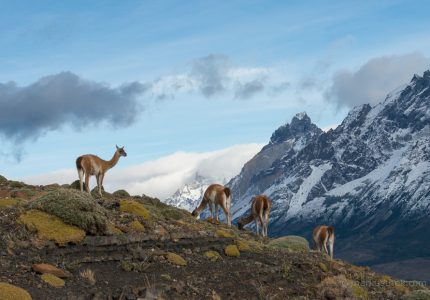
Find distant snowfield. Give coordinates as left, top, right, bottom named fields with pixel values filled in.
left=23, top=143, right=263, bottom=200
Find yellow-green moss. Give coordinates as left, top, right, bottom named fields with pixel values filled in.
left=379, top=275, right=409, bottom=294
left=0, top=198, right=17, bottom=208
left=394, top=283, right=410, bottom=294
left=282, top=263, right=291, bottom=275
left=236, top=240, right=251, bottom=252
left=129, top=220, right=145, bottom=232
left=0, top=283, right=32, bottom=300
left=225, top=245, right=240, bottom=257
left=204, top=250, right=221, bottom=261
left=160, top=274, right=171, bottom=281
left=319, top=262, right=328, bottom=272
left=380, top=275, right=392, bottom=282
left=120, top=200, right=152, bottom=220
left=216, top=229, right=234, bottom=238
left=268, top=235, right=310, bottom=252
left=19, top=210, right=85, bottom=246
left=166, top=252, right=187, bottom=266
left=41, top=273, right=65, bottom=288
left=351, top=282, right=369, bottom=300
left=121, top=260, right=134, bottom=272
left=106, top=223, right=123, bottom=235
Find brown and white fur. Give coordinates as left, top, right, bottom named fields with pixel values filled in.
left=76, top=145, right=127, bottom=196
left=313, top=225, right=335, bottom=259
left=237, top=195, right=272, bottom=237
left=191, top=184, right=232, bottom=226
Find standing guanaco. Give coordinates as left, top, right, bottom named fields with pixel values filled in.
left=191, top=184, right=232, bottom=226
left=313, top=225, right=335, bottom=259
left=76, top=145, right=127, bottom=196
left=237, top=195, right=272, bottom=236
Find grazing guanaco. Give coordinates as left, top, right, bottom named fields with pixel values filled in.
left=191, top=184, right=232, bottom=226
left=237, top=195, right=272, bottom=237
left=76, top=145, right=127, bottom=196
left=313, top=225, right=335, bottom=259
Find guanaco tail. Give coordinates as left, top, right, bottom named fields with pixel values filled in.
left=237, top=195, right=272, bottom=237
left=191, top=184, right=232, bottom=226
left=76, top=145, right=127, bottom=196
left=313, top=225, right=335, bottom=259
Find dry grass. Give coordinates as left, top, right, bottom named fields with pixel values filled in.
left=80, top=268, right=96, bottom=286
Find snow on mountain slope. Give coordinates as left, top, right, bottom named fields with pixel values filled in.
left=163, top=174, right=214, bottom=212
left=228, top=71, right=430, bottom=281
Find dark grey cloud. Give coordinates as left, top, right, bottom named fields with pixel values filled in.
left=325, top=52, right=430, bottom=108
left=235, top=79, right=265, bottom=99
left=0, top=72, right=147, bottom=144
left=269, top=81, right=291, bottom=96
left=190, top=54, right=231, bottom=97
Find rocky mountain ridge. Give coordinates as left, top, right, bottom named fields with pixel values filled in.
left=229, top=71, right=430, bottom=282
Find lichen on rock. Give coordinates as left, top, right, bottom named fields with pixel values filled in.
left=41, top=273, right=65, bottom=288
left=120, top=200, right=152, bottom=220
left=0, top=283, right=32, bottom=300
left=129, top=220, right=145, bottom=232
left=216, top=229, right=235, bottom=238
left=204, top=250, right=221, bottom=261
left=225, top=245, right=240, bottom=257
left=166, top=252, right=187, bottom=266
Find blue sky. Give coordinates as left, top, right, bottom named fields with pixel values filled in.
left=1, top=0, right=430, bottom=198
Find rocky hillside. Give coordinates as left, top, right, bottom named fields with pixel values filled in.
left=229, top=71, right=430, bottom=283
left=0, top=175, right=427, bottom=299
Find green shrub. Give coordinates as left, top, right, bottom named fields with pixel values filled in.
left=112, top=189, right=130, bottom=198
left=30, top=189, right=108, bottom=234
left=268, top=235, right=310, bottom=252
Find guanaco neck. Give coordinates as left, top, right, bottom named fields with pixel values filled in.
left=106, top=150, right=121, bottom=170
left=193, top=198, right=207, bottom=215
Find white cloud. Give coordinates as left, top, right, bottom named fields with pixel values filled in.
left=325, top=52, right=430, bottom=108
left=23, top=143, right=263, bottom=200
left=147, top=54, right=284, bottom=100
left=322, top=124, right=339, bottom=132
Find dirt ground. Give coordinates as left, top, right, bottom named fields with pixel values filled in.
left=0, top=177, right=428, bottom=299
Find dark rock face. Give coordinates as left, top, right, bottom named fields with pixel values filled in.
left=229, top=71, right=430, bottom=282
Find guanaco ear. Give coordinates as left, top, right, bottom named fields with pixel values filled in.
left=116, top=145, right=119, bottom=150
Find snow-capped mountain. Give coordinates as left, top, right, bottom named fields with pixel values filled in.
left=164, top=174, right=220, bottom=212
left=229, top=71, right=430, bottom=281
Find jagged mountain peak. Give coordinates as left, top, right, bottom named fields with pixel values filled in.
left=411, top=69, right=430, bottom=82
left=269, top=112, right=322, bottom=145
left=293, top=111, right=309, bottom=121
left=229, top=70, right=430, bottom=282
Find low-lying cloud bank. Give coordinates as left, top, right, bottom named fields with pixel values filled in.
left=24, top=143, right=263, bottom=200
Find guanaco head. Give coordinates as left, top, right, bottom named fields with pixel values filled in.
left=116, top=145, right=127, bottom=157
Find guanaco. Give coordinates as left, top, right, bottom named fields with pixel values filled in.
left=237, top=195, right=272, bottom=237
left=191, top=184, right=232, bottom=226
left=76, top=145, right=127, bottom=196
left=313, top=225, right=335, bottom=259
